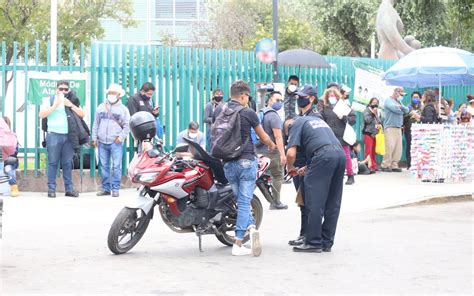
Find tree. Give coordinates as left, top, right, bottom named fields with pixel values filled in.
left=395, top=0, right=450, bottom=48
left=0, top=0, right=135, bottom=110
left=318, top=0, right=378, bottom=57
left=205, top=0, right=269, bottom=49
left=204, top=0, right=326, bottom=53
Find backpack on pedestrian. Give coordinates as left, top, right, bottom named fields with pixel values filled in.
left=252, top=107, right=278, bottom=147
left=211, top=103, right=245, bottom=161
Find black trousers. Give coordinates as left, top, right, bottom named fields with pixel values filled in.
left=293, top=175, right=308, bottom=237
left=404, top=128, right=412, bottom=168
left=304, top=146, right=345, bottom=248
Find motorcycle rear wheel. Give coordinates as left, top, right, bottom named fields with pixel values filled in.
left=107, top=207, right=151, bottom=255
left=215, top=195, right=263, bottom=247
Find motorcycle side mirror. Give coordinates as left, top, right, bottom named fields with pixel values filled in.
left=174, top=144, right=189, bottom=153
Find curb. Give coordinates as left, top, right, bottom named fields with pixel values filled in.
left=383, top=193, right=473, bottom=209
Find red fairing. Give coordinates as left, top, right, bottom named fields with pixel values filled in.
left=182, top=162, right=214, bottom=193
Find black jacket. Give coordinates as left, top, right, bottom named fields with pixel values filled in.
left=421, top=104, right=439, bottom=124
left=320, top=104, right=356, bottom=146
left=126, top=93, right=158, bottom=118
left=363, top=107, right=381, bottom=136
left=65, top=91, right=89, bottom=151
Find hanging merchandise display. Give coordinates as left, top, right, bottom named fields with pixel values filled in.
left=410, top=123, right=474, bottom=182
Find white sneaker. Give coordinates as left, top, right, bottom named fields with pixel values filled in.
left=232, top=244, right=252, bottom=256
left=249, top=227, right=262, bottom=257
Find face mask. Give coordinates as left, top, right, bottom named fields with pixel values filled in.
left=412, top=98, right=420, bottom=104
left=107, top=94, right=119, bottom=104
left=214, top=96, right=223, bottom=102
left=188, top=132, right=198, bottom=139
left=288, top=85, right=297, bottom=93
left=329, top=96, right=337, bottom=105
left=272, top=101, right=283, bottom=111
left=398, top=95, right=404, bottom=101
left=297, top=97, right=311, bottom=108
left=141, top=94, right=151, bottom=101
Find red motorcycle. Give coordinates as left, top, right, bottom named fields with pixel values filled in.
left=107, top=138, right=272, bottom=254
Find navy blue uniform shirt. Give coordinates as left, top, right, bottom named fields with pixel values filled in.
left=293, top=107, right=323, bottom=167
left=287, top=116, right=340, bottom=162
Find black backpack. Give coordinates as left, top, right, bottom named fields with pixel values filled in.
left=211, top=103, right=245, bottom=161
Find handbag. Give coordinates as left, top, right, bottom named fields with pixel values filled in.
left=375, top=129, right=385, bottom=155
left=343, top=123, right=356, bottom=146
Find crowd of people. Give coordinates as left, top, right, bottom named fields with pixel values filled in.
left=1, top=76, right=473, bottom=258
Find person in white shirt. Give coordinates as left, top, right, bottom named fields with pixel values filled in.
left=176, top=121, right=205, bottom=149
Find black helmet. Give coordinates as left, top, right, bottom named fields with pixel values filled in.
left=129, top=111, right=156, bottom=141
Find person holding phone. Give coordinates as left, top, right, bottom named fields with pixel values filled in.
left=39, top=81, right=85, bottom=198
left=127, top=82, right=159, bottom=118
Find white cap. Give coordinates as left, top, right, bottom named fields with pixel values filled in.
left=106, top=83, right=125, bottom=97
left=341, top=84, right=351, bottom=94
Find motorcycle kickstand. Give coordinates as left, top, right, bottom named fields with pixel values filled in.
left=193, top=225, right=204, bottom=252
left=198, top=233, right=203, bottom=252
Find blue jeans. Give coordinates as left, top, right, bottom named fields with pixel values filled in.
left=223, top=157, right=257, bottom=241
left=99, top=142, right=123, bottom=192
left=46, top=132, right=74, bottom=192
left=5, top=163, right=18, bottom=185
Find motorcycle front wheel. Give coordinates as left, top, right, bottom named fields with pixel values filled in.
left=215, top=195, right=263, bottom=246
left=107, top=207, right=151, bottom=255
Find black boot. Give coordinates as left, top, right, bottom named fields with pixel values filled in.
left=345, top=175, right=355, bottom=185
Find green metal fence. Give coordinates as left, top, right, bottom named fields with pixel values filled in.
left=1, top=41, right=473, bottom=178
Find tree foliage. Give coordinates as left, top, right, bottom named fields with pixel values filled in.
left=0, top=0, right=135, bottom=65
left=203, top=0, right=473, bottom=56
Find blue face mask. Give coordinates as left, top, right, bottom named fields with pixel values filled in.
left=272, top=101, right=283, bottom=111
left=412, top=98, right=420, bottom=105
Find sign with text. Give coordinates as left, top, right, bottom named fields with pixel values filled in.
left=28, top=72, right=87, bottom=105
left=352, top=61, right=397, bottom=112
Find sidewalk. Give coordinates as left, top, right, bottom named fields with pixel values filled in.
left=3, top=171, right=472, bottom=211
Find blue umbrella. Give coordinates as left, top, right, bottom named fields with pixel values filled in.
left=382, top=46, right=474, bottom=88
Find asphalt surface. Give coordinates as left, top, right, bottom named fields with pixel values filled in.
left=1, top=191, right=472, bottom=295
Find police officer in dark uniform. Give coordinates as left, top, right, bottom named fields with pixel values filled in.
left=286, top=85, right=322, bottom=246
left=286, top=86, right=346, bottom=253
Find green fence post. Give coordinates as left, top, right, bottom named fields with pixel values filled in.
left=1, top=42, right=5, bottom=114
left=171, top=47, right=178, bottom=148
left=89, top=43, right=97, bottom=177
left=12, top=42, right=17, bottom=133
left=69, top=42, right=74, bottom=72
left=179, top=47, right=186, bottom=130
left=23, top=41, right=29, bottom=176
left=198, top=48, right=205, bottom=123
left=185, top=47, right=192, bottom=123
left=106, top=43, right=112, bottom=88
left=164, top=47, right=171, bottom=150
left=192, top=48, right=199, bottom=123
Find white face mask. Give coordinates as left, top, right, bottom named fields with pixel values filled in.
left=329, top=96, right=337, bottom=105
left=288, top=85, right=297, bottom=93
left=107, top=94, right=119, bottom=104
left=188, top=132, right=198, bottom=139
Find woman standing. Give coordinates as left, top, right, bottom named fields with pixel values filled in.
left=319, top=87, right=357, bottom=185
left=362, top=98, right=382, bottom=173
left=412, top=90, right=439, bottom=124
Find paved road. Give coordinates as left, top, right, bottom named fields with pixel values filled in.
left=1, top=192, right=472, bottom=295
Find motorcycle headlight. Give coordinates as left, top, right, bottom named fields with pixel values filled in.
left=137, top=172, right=159, bottom=183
